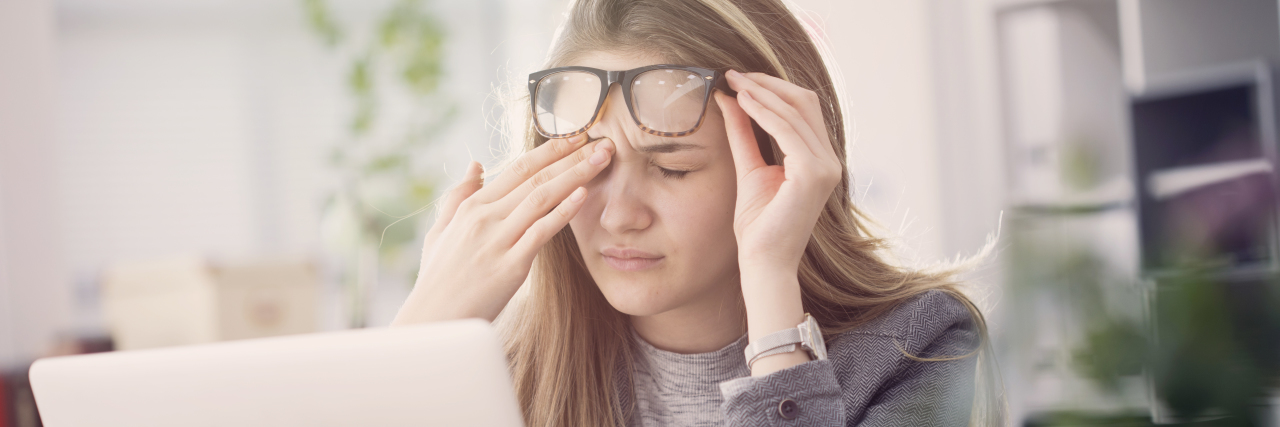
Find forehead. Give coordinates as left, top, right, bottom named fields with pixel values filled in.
left=565, top=50, right=668, bottom=71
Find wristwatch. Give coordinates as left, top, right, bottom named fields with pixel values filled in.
left=743, top=313, right=828, bottom=369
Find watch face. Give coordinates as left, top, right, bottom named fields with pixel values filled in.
left=803, top=315, right=828, bottom=360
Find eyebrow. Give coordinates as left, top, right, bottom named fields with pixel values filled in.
left=588, top=136, right=706, bottom=154
left=635, top=140, right=706, bottom=154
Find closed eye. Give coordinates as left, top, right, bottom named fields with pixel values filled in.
left=655, top=163, right=691, bottom=179
left=588, top=135, right=695, bottom=179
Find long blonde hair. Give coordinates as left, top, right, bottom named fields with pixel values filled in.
left=489, top=0, right=1006, bottom=425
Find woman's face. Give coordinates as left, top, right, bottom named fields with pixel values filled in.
left=566, top=51, right=741, bottom=317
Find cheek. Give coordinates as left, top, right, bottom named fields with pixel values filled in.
left=659, top=173, right=738, bottom=241
left=662, top=204, right=730, bottom=242
left=654, top=194, right=739, bottom=282
left=568, top=204, right=594, bottom=239
left=567, top=189, right=609, bottom=250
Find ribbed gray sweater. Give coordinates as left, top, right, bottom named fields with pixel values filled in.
left=629, top=327, right=750, bottom=426
left=618, top=290, right=980, bottom=426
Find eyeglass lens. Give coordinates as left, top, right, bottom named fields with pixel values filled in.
left=533, top=68, right=709, bottom=137
left=533, top=71, right=601, bottom=136
left=630, top=69, right=708, bottom=134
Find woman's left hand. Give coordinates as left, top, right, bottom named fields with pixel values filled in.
left=715, top=70, right=843, bottom=274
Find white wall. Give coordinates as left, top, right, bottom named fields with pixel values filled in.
left=791, top=0, right=956, bottom=266
left=793, top=0, right=1008, bottom=272
left=52, top=1, right=345, bottom=333
left=0, top=0, right=68, bottom=366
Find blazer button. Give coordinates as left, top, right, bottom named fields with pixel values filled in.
left=778, top=398, right=799, bottom=420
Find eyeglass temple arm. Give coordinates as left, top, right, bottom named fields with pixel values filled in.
left=714, top=73, right=738, bottom=97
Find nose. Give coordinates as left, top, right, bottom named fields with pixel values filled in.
left=587, top=82, right=654, bottom=235
left=597, top=167, right=654, bottom=235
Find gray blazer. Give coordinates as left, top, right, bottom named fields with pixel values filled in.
left=616, top=290, right=980, bottom=426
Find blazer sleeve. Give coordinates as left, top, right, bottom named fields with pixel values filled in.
left=717, top=290, right=980, bottom=426
left=842, top=291, right=981, bottom=426
left=849, top=328, right=978, bottom=426
left=717, top=358, right=845, bottom=426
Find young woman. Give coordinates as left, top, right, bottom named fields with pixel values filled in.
left=393, top=0, right=1005, bottom=425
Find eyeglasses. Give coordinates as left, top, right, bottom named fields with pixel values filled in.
left=528, top=65, right=734, bottom=139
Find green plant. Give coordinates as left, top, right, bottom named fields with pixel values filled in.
left=1068, top=265, right=1280, bottom=426
left=303, top=0, right=456, bottom=327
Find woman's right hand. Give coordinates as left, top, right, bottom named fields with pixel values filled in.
left=391, top=134, right=615, bottom=326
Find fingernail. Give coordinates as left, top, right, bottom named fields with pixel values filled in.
left=590, top=140, right=612, bottom=164
left=570, top=187, right=585, bottom=202
left=728, top=69, right=743, bottom=78
left=570, top=133, right=587, bottom=144
left=739, top=90, right=754, bottom=103
left=590, top=149, right=609, bottom=165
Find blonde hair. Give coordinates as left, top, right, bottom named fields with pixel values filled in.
left=489, top=0, right=1007, bottom=425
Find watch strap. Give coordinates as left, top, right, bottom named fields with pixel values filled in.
left=750, top=343, right=797, bottom=368
left=744, top=327, right=802, bottom=368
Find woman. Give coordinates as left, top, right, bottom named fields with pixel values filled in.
left=393, top=0, right=1005, bottom=425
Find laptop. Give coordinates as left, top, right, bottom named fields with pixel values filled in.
left=29, top=319, right=525, bottom=427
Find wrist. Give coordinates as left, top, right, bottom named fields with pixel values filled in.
left=737, top=261, right=810, bottom=377
left=392, top=287, right=488, bottom=326
left=738, top=254, right=799, bottom=276
left=739, top=271, right=804, bottom=338
left=738, top=265, right=800, bottom=308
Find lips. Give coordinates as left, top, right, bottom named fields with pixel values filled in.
left=601, top=247, right=661, bottom=259
left=601, top=247, right=663, bottom=271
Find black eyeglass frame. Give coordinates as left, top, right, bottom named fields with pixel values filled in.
left=527, top=64, right=736, bottom=139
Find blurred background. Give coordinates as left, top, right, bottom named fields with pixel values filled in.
left=2, top=0, right=1280, bottom=425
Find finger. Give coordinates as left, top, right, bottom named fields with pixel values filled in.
left=736, top=90, right=818, bottom=169
left=501, top=138, right=613, bottom=240
left=726, top=71, right=822, bottom=159
left=474, top=133, right=590, bottom=204
left=494, top=137, right=610, bottom=213
left=421, top=161, right=484, bottom=259
left=429, top=160, right=484, bottom=235
left=510, top=186, right=588, bottom=261
left=715, top=91, right=766, bottom=181
left=738, top=72, right=835, bottom=158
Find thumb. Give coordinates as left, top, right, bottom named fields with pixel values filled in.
left=426, top=160, right=484, bottom=241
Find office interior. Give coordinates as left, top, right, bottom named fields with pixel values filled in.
left=2, top=0, right=1280, bottom=425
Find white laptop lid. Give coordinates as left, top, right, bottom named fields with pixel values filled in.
left=29, top=319, right=525, bottom=427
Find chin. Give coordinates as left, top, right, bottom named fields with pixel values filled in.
left=593, top=275, right=679, bottom=317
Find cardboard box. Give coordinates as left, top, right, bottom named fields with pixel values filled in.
left=102, top=256, right=319, bottom=350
